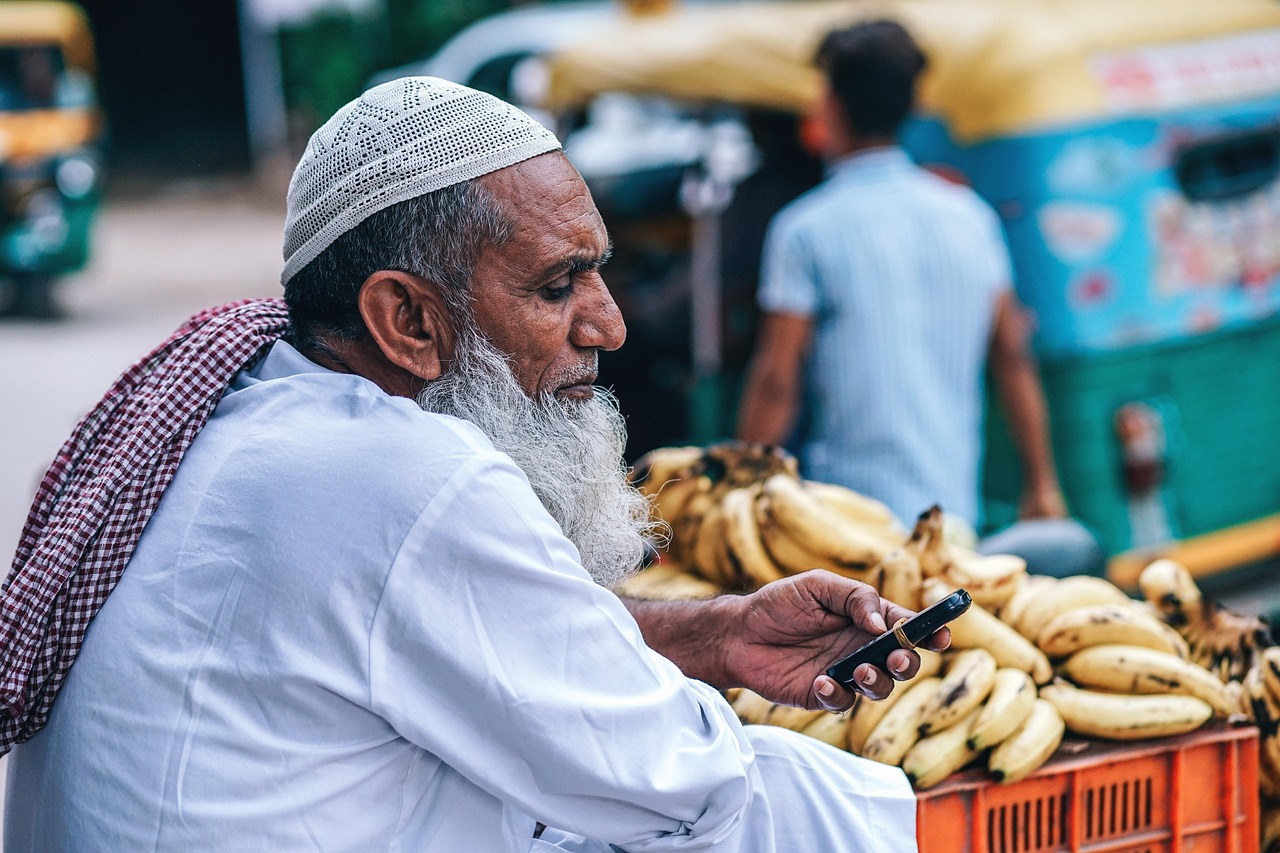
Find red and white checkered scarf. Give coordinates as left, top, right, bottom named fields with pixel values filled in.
left=0, top=298, right=290, bottom=753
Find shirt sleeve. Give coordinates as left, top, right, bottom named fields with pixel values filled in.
left=756, top=212, right=821, bottom=317
left=976, top=201, right=1015, bottom=299
left=367, top=453, right=756, bottom=850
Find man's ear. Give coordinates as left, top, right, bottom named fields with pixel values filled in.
left=357, top=270, right=456, bottom=383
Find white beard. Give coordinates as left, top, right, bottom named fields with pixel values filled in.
left=416, top=333, right=656, bottom=589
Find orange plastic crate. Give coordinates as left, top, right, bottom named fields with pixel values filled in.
left=916, top=722, right=1259, bottom=853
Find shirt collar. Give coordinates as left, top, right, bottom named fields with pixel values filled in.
left=827, top=146, right=913, bottom=181
left=239, top=339, right=342, bottom=386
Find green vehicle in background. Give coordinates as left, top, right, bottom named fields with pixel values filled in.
left=0, top=1, right=103, bottom=318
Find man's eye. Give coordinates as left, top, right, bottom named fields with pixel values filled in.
left=541, top=279, right=574, bottom=302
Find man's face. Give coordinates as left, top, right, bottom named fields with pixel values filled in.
left=468, top=152, right=625, bottom=402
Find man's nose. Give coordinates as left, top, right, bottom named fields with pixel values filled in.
left=572, top=278, right=627, bottom=352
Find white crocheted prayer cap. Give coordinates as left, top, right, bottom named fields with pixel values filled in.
left=281, top=76, right=562, bottom=284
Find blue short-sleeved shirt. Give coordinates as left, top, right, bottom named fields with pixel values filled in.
left=758, top=147, right=1012, bottom=526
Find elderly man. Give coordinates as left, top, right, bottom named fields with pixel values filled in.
left=3, top=78, right=935, bottom=852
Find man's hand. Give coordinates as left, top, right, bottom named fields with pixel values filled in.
left=623, top=571, right=950, bottom=715
left=719, top=571, right=949, bottom=712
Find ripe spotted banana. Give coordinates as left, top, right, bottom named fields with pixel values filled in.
left=968, top=668, right=1037, bottom=751
left=719, top=486, right=785, bottom=588
left=801, top=480, right=903, bottom=536
left=922, top=579, right=1053, bottom=684
left=755, top=496, right=870, bottom=580
left=918, top=649, right=998, bottom=737
left=1060, top=644, right=1236, bottom=717
left=847, top=682, right=908, bottom=755
left=630, top=445, right=704, bottom=497
left=902, top=705, right=983, bottom=789
left=861, top=676, right=943, bottom=765
left=615, top=563, right=722, bottom=600
left=762, top=473, right=890, bottom=568
left=1036, top=603, right=1189, bottom=659
left=869, top=548, right=922, bottom=609
left=987, top=699, right=1065, bottom=784
left=1039, top=680, right=1212, bottom=740
left=730, top=688, right=825, bottom=731
left=688, top=497, right=734, bottom=586
left=996, top=574, right=1056, bottom=631
left=1011, top=575, right=1131, bottom=641
left=801, top=711, right=852, bottom=748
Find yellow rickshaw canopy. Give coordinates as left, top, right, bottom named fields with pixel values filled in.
left=0, top=1, right=96, bottom=72
left=543, top=0, right=1280, bottom=142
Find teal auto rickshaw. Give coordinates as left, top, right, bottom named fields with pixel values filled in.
left=537, top=0, right=1280, bottom=588
left=0, top=1, right=103, bottom=318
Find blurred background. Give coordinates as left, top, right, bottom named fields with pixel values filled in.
left=3, top=0, right=1280, bottom=825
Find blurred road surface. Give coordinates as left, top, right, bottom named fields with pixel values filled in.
left=0, top=178, right=284, bottom=833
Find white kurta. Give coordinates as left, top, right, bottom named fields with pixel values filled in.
left=5, top=341, right=916, bottom=852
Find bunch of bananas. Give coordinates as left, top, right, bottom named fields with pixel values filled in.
left=629, top=444, right=1241, bottom=792
left=629, top=442, right=1027, bottom=607
left=1246, top=646, right=1280, bottom=852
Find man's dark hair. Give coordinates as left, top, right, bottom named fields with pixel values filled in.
left=284, top=179, right=512, bottom=351
left=815, top=20, right=927, bottom=139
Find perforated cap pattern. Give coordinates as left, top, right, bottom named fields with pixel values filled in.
left=281, top=76, right=561, bottom=284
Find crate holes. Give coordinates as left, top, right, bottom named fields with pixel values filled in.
left=1082, top=778, right=1153, bottom=840
left=985, top=794, right=1069, bottom=852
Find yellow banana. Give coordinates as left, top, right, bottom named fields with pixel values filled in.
left=987, top=699, right=1065, bottom=784
left=762, top=473, right=890, bottom=568
left=802, top=479, right=903, bottom=535
left=996, top=574, right=1057, bottom=630
left=922, top=579, right=1053, bottom=684
left=902, top=705, right=983, bottom=789
left=801, top=712, right=852, bottom=748
left=846, top=684, right=907, bottom=755
left=1059, top=644, right=1236, bottom=717
left=916, top=648, right=943, bottom=679
left=688, top=496, right=733, bottom=586
left=720, top=486, right=785, bottom=589
left=630, top=445, right=704, bottom=497
left=861, top=676, right=943, bottom=765
left=615, top=563, right=722, bottom=600
left=918, top=648, right=998, bottom=737
left=869, top=548, right=922, bottom=609
left=1012, top=575, right=1131, bottom=640
left=1037, top=603, right=1190, bottom=659
left=1039, top=681, right=1212, bottom=740
left=755, top=496, right=869, bottom=580
left=938, top=553, right=1026, bottom=612
left=1244, top=664, right=1280, bottom=773
left=1137, top=557, right=1202, bottom=618
left=1261, top=646, right=1280, bottom=707
left=667, top=483, right=715, bottom=566
left=730, top=688, right=826, bottom=731
left=968, top=668, right=1037, bottom=751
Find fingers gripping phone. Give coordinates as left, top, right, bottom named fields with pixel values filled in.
left=825, top=589, right=972, bottom=690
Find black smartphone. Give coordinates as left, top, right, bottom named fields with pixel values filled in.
left=825, top=589, right=972, bottom=690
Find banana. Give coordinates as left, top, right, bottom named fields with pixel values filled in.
left=987, top=699, right=1065, bottom=784
left=1264, top=802, right=1280, bottom=853
left=1037, top=603, right=1190, bottom=659
left=847, top=683, right=908, bottom=755
left=688, top=496, right=733, bottom=586
left=861, top=676, right=943, bottom=765
left=1039, top=680, right=1212, bottom=740
left=1011, top=574, right=1131, bottom=640
left=667, top=482, right=715, bottom=566
left=922, top=579, right=1053, bottom=684
left=996, top=574, right=1057, bottom=630
left=902, top=705, right=983, bottom=789
left=630, top=445, right=704, bottom=496
left=1260, top=646, right=1280, bottom=706
left=916, top=648, right=943, bottom=679
left=905, top=506, right=949, bottom=578
left=703, top=440, right=799, bottom=489
left=918, top=648, right=998, bottom=737
left=968, top=668, right=1037, bottom=751
left=1244, top=664, right=1280, bottom=773
left=615, top=563, right=722, bottom=600
left=720, top=486, right=785, bottom=588
left=869, top=548, right=922, bottom=609
left=729, top=688, right=826, bottom=731
left=1261, top=744, right=1280, bottom=801
left=801, top=711, right=852, bottom=748
left=1137, top=557, right=1202, bottom=621
left=756, top=496, right=871, bottom=580
left=938, top=554, right=1027, bottom=612
left=1060, top=644, right=1236, bottom=717
left=802, top=480, right=903, bottom=536
left=762, top=473, right=890, bottom=569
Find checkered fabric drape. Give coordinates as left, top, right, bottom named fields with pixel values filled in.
left=0, top=298, right=290, bottom=753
